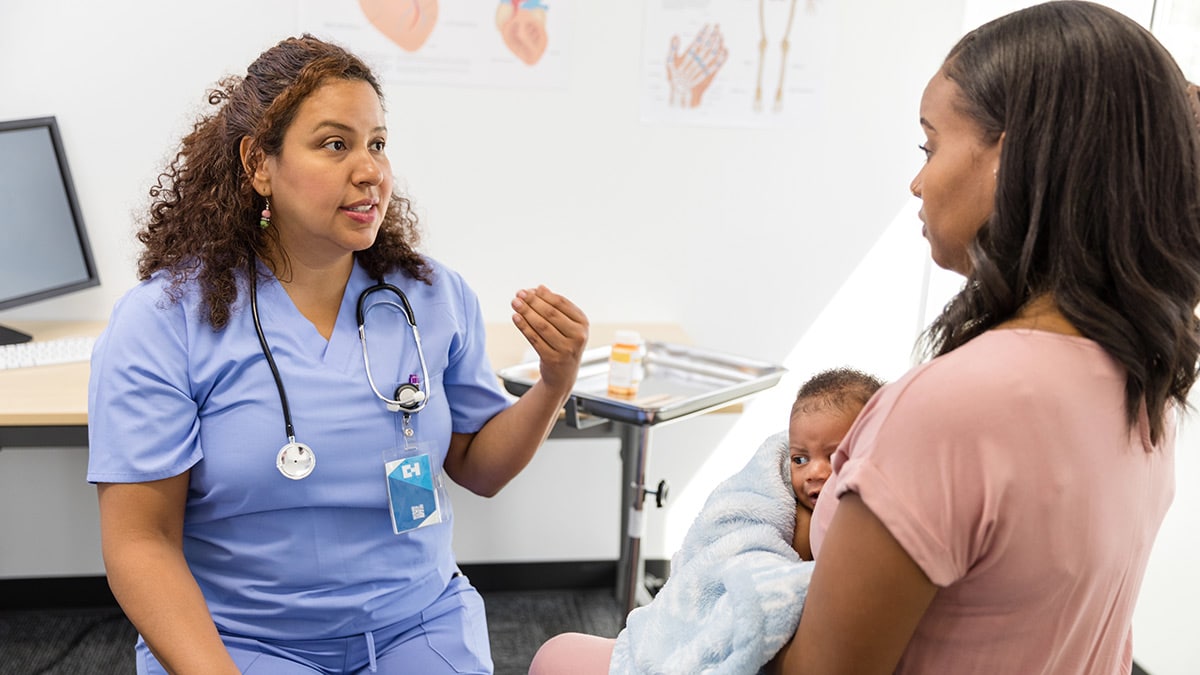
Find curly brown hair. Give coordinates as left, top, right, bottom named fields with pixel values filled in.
left=136, top=34, right=431, bottom=329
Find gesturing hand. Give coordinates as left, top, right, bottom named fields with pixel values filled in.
left=511, top=285, right=589, bottom=395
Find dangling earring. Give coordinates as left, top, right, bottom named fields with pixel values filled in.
left=259, top=198, right=271, bottom=229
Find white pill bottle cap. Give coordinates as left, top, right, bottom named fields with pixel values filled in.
left=614, top=330, right=643, bottom=346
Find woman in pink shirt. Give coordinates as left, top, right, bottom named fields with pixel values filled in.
left=531, top=2, right=1200, bottom=674
left=770, top=2, right=1200, bottom=673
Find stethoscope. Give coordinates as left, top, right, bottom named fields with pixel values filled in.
left=250, top=270, right=430, bottom=480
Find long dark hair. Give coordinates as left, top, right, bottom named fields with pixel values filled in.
left=919, top=1, right=1200, bottom=443
left=136, top=34, right=431, bottom=329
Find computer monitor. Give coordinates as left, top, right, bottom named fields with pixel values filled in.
left=0, top=116, right=99, bottom=346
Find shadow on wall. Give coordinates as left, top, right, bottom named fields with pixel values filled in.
left=666, top=200, right=933, bottom=551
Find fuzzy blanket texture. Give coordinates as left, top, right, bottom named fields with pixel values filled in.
left=609, top=431, right=815, bottom=675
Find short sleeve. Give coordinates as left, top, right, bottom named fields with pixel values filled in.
left=87, top=281, right=203, bottom=483
left=831, top=362, right=1007, bottom=586
left=440, top=271, right=510, bottom=434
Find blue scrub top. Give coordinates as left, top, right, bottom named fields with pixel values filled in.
left=87, top=258, right=511, bottom=640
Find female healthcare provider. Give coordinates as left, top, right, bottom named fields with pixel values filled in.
left=87, top=35, right=588, bottom=675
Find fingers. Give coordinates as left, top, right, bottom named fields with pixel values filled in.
left=511, top=286, right=589, bottom=394
left=688, top=24, right=711, bottom=53
left=673, top=25, right=725, bottom=84
left=698, top=25, right=725, bottom=68
left=511, top=285, right=588, bottom=355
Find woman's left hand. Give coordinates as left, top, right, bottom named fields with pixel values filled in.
left=511, top=285, right=589, bottom=395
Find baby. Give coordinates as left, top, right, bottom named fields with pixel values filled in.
left=787, top=368, right=885, bottom=560
left=527, top=367, right=886, bottom=675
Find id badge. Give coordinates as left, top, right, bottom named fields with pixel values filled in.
left=384, top=443, right=448, bottom=535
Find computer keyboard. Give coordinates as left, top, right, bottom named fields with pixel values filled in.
left=0, top=335, right=96, bottom=370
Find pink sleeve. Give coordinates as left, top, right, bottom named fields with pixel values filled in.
left=810, top=332, right=1172, bottom=670
left=830, top=361, right=1020, bottom=587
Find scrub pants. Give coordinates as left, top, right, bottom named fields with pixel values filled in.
left=136, top=574, right=492, bottom=674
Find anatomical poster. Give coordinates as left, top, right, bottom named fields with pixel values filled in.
left=641, top=0, right=832, bottom=129
left=300, top=0, right=568, bottom=88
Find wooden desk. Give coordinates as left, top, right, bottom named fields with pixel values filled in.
left=0, top=320, right=701, bottom=441
left=483, top=320, right=691, bottom=373
left=0, top=320, right=104, bottom=447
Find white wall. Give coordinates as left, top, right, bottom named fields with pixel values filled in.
left=0, top=0, right=1195, bottom=671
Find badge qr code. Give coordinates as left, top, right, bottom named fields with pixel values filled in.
left=385, top=454, right=442, bottom=534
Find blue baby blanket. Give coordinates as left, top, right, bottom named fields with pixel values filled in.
left=610, top=431, right=815, bottom=675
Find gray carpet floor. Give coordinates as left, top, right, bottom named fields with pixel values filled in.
left=0, top=588, right=624, bottom=675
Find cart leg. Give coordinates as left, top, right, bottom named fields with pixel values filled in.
left=616, top=422, right=654, bottom=624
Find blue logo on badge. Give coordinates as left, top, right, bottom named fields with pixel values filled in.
left=387, top=454, right=441, bottom=532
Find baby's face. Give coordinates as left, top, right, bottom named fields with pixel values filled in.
left=789, top=405, right=860, bottom=512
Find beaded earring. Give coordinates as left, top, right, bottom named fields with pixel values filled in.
left=259, top=198, right=272, bottom=229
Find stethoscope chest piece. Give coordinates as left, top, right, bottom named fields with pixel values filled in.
left=277, top=441, right=316, bottom=480
left=393, top=383, right=426, bottom=410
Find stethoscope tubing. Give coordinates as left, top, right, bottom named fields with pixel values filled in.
left=357, top=282, right=431, bottom=414
left=250, top=270, right=299, bottom=444
left=250, top=271, right=432, bottom=453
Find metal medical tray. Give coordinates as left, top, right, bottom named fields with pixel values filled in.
left=497, top=341, right=787, bottom=426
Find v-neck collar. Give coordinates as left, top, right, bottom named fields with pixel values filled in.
left=252, top=259, right=370, bottom=368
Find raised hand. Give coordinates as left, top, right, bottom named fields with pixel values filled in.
left=510, top=285, right=589, bottom=395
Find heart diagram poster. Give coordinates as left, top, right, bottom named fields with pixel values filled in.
left=301, top=0, right=568, bottom=88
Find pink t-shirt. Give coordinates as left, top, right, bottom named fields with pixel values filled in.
left=811, top=329, right=1174, bottom=674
